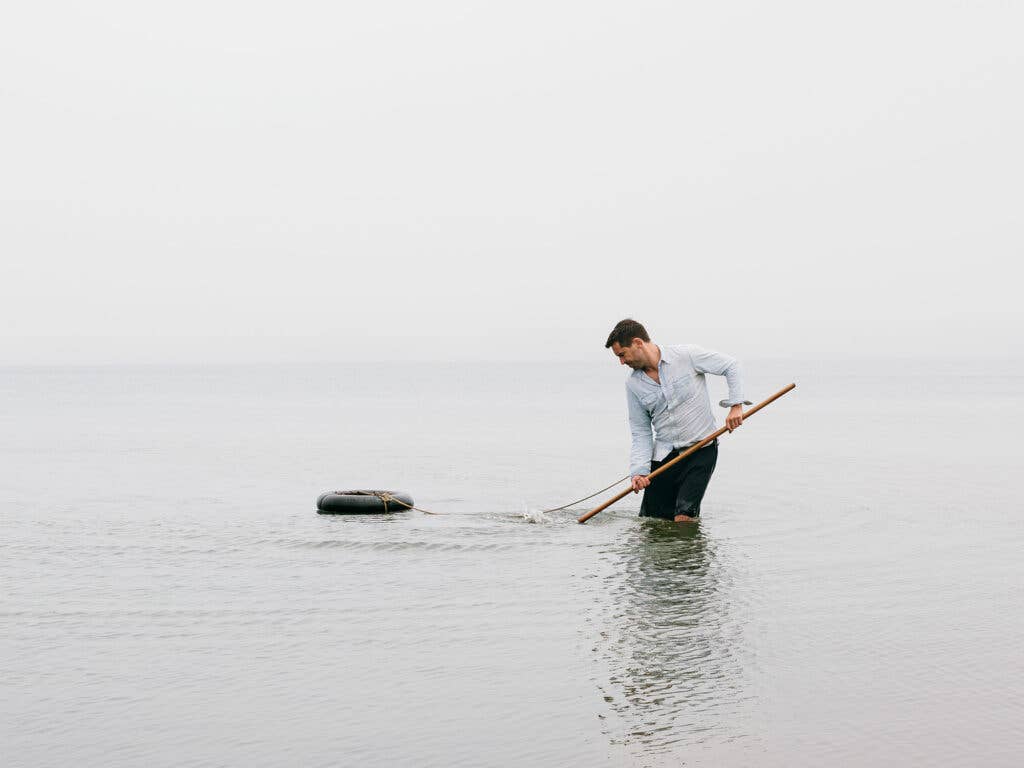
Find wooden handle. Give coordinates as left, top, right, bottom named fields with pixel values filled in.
left=577, top=382, right=796, bottom=524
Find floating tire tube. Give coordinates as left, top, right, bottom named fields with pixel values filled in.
left=316, top=490, right=415, bottom=514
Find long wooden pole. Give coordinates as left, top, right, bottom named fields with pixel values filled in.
left=577, top=382, right=796, bottom=524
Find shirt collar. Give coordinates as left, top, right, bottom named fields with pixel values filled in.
left=656, top=343, right=673, bottom=366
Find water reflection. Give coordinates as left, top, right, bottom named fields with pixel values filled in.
left=591, top=520, right=750, bottom=758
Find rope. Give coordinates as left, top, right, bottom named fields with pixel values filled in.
left=336, top=482, right=634, bottom=517
left=377, top=492, right=444, bottom=516
left=540, top=474, right=631, bottom=513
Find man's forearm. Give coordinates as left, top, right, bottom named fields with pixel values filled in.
left=629, top=437, right=653, bottom=478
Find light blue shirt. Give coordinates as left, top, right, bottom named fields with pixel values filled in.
left=625, top=344, right=751, bottom=477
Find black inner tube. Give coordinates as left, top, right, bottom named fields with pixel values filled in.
left=316, top=490, right=415, bottom=514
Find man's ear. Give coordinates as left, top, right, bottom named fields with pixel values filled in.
left=631, top=337, right=644, bottom=348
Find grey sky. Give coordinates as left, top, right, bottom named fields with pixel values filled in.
left=2, top=2, right=1021, bottom=364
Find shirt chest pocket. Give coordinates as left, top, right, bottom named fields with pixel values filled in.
left=667, top=373, right=696, bottom=406
left=639, top=390, right=662, bottom=416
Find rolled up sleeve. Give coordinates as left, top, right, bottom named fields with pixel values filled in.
left=688, top=346, right=753, bottom=408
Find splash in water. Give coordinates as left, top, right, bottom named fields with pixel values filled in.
left=519, top=506, right=554, bottom=524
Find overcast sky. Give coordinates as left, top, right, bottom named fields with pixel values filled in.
left=2, top=1, right=1020, bottom=364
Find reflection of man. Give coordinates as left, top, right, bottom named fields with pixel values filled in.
left=605, top=318, right=750, bottom=523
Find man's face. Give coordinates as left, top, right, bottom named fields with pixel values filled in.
left=611, top=340, right=644, bottom=369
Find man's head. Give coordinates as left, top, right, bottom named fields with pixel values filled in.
left=605, top=318, right=655, bottom=370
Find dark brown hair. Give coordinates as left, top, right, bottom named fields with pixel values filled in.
left=605, top=318, right=650, bottom=348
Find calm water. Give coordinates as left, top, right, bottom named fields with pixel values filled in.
left=2, top=359, right=1022, bottom=767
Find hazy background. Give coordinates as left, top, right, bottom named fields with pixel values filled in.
left=2, top=1, right=1021, bottom=364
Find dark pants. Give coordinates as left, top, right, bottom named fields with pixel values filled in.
left=639, top=440, right=718, bottom=520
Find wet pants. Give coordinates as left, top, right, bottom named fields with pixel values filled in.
left=639, top=439, right=718, bottom=520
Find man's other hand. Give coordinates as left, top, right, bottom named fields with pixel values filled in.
left=726, top=404, right=744, bottom=431
left=631, top=475, right=650, bottom=493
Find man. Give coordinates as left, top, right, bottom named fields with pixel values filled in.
left=606, top=318, right=751, bottom=523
